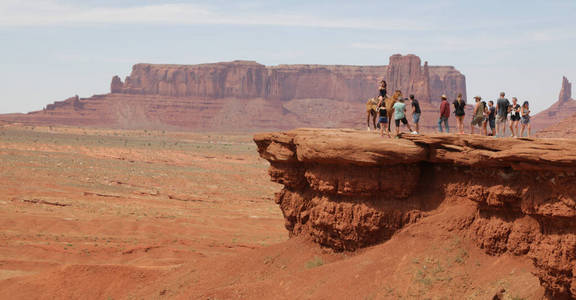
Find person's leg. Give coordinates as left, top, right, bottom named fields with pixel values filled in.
left=456, top=116, right=460, bottom=133
left=444, top=117, right=450, bottom=133
left=490, top=120, right=496, bottom=136
left=520, top=123, right=525, bottom=137
left=509, top=120, right=515, bottom=137
left=366, top=111, right=371, bottom=131
left=395, top=119, right=400, bottom=136
left=527, top=123, right=531, bottom=137
left=404, top=118, right=412, bottom=132
left=438, top=118, right=443, bottom=133
left=380, top=121, right=384, bottom=136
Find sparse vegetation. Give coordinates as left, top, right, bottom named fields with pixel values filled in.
left=305, top=256, right=324, bottom=269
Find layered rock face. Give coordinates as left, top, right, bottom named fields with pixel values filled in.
left=255, top=129, right=576, bottom=298
left=0, top=55, right=466, bottom=131
left=560, top=76, right=573, bottom=104
left=533, top=77, right=576, bottom=135
left=113, top=56, right=466, bottom=103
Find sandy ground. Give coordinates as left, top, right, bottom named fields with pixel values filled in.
left=0, top=124, right=286, bottom=298
left=0, top=124, right=544, bottom=299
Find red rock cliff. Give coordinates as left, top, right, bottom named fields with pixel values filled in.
left=255, top=129, right=576, bottom=298
left=0, top=55, right=466, bottom=130
left=113, top=55, right=466, bottom=103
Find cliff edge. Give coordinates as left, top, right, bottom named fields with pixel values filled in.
left=255, top=129, right=576, bottom=299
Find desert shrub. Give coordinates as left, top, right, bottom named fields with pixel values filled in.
left=306, top=256, right=324, bottom=269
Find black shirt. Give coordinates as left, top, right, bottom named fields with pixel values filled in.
left=488, top=106, right=496, bottom=120
left=411, top=99, right=421, bottom=114
left=379, top=87, right=387, bottom=98
left=453, top=100, right=466, bottom=116
left=511, top=104, right=521, bottom=118
left=378, top=106, right=387, bottom=116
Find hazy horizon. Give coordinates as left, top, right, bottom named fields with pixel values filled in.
left=1, top=0, right=575, bottom=114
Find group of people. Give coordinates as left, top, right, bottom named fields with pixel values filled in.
left=438, top=91, right=531, bottom=137
left=370, top=80, right=532, bottom=138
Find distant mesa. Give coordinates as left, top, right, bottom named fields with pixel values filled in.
left=0, top=54, right=466, bottom=130
left=533, top=76, right=576, bottom=137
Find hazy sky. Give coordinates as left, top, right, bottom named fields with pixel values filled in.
left=1, top=0, right=575, bottom=114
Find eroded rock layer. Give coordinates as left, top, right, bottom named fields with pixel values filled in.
left=0, top=55, right=466, bottom=131
left=114, top=55, right=465, bottom=103
left=255, top=129, right=576, bottom=298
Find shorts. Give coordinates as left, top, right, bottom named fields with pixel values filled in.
left=521, top=115, right=530, bottom=125
left=489, top=119, right=496, bottom=129
left=395, top=117, right=408, bottom=127
left=378, top=116, right=388, bottom=124
left=511, top=115, right=521, bottom=121
left=497, top=116, right=507, bottom=123
left=413, top=113, right=421, bottom=124
left=471, top=116, right=485, bottom=126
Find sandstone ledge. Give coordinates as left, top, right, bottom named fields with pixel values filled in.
left=255, top=129, right=576, bottom=298
left=255, top=128, right=576, bottom=170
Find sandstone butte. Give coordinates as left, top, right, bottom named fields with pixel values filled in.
left=535, top=76, right=576, bottom=137
left=255, top=128, right=576, bottom=299
left=0, top=54, right=466, bottom=132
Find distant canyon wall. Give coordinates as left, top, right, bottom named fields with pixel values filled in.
left=111, top=54, right=466, bottom=103
left=0, top=54, right=467, bottom=131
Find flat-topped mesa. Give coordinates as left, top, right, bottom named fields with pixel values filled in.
left=0, top=54, right=466, bottom=130
left=110, top=54, right=466, bottom=103
left=254, top=129, right=576, bottom=298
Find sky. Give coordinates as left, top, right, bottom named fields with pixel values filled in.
left=1, top=0, right=575, bottom=114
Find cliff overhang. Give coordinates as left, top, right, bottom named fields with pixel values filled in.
left=255, top=129, right=576, bottom=298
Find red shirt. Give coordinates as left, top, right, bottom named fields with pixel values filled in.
left=440, top=100, right=450, bottom=118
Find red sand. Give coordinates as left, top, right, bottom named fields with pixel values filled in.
left=0, top=125, right=545, bottom=299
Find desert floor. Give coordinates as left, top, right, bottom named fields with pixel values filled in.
left=0, top=124, right=544, bottom=299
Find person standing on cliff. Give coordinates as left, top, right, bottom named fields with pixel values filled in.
left=486, top=100, right=496, bottom=136
left=470, top=96, right=485, bottom=135
left=453, top=93, right=466, bottom=134
left=393, top=98, right=416, bottom=137
left=377, top=98, right=390, bottom=138
left=496, top=92, right=510, bottom=137
left=410, top=95, right=421, bottom=134
left=509, top=97, right=521, bottom=138
left=520, top=101, right=531, bottom=137
left=438, top=95, right=450, bottom=133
